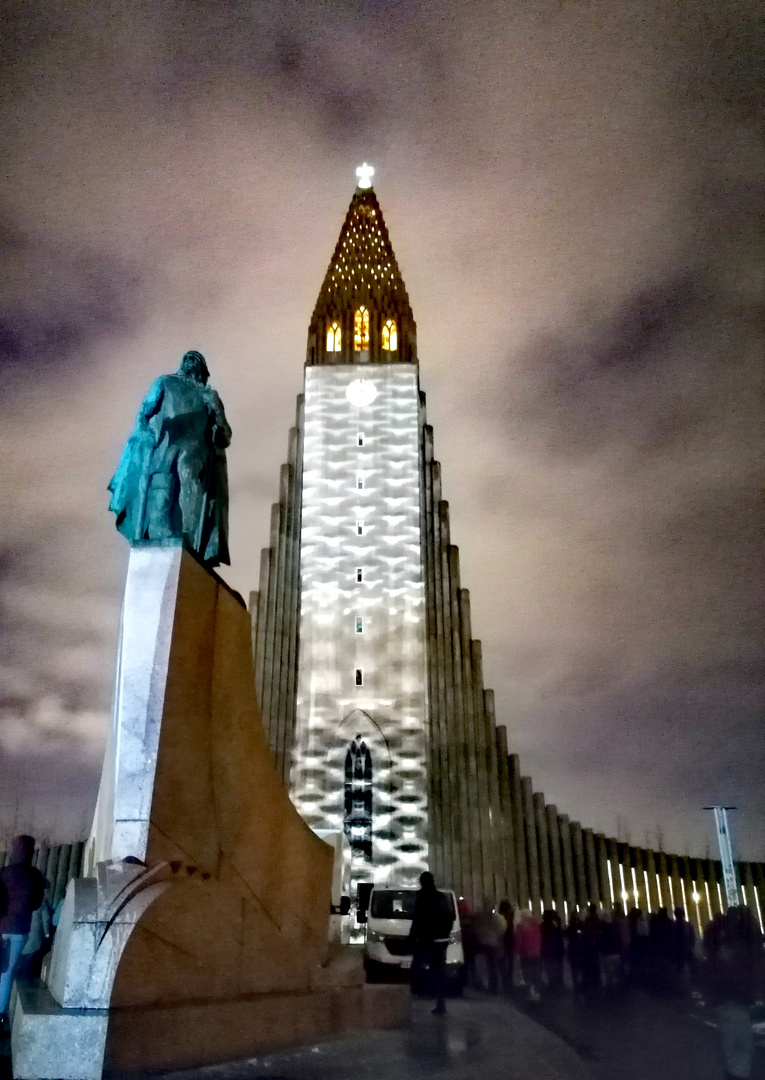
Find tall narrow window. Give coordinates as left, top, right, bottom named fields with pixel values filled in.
left=327, top=321, right=342, bottom=352
left=382, top=318, right=398, bottom=351
left=356, top=520, right=364, bottom=536
left=344, top=738, right=372, bottom=862
left=357, top=432, right=365, bottom=447
left=356, top=567, right=364, bottom=583
left=355, top=668, right=363, bottom=686
left=356, top=472, right=364, bottom=490
left=355, top=616, right=364, bottom=633
left=354, top=307, right=370, bottom=350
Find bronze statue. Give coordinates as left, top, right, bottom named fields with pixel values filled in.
left=108, top=351, right=231, bottom=566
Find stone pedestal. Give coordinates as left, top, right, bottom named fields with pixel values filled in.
left=13, top=546, right=407, bottom=1079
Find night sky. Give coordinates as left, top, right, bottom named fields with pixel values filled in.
left=1, top=1, right=762, bottom=860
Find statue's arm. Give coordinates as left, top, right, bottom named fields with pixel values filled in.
left=207, top=389, right=232, bottom=448
left=137, top=377, right=165, bottom=425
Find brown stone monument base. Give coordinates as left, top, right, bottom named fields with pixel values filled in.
left=106, top=981, right=408, bottom=1074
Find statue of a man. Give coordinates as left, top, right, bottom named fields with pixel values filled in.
left=108, top=351, right=231, bottom=567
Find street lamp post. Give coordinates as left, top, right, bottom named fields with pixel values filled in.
left=704, top=805, right=739, bottom=908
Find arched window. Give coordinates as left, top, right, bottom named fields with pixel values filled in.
left=354, top=307, right=370, bottom=351
left=327, top=321, right=342, bottom=352
left=382, top=318, right=398, bottom=351
left=344, top=738, right=372, bottom=862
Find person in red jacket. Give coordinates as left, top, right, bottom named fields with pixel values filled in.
left=0, top=835, right=46, bottom=1021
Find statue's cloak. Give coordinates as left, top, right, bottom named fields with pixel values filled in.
left=108, top=374, right=231, bottom=566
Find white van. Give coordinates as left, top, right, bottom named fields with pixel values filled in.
left=363, top=886, right=464, bottom=989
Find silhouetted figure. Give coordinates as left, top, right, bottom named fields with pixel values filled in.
left=702, top=906, right=764, bottom=1080
left=627, top=906, right=649, bottom=985
left=498, top=899, right=515, bottom=991
left=516, top=910, right=542, bottom=1001
left=671, top=906, right=696, bottom=992
left=457, top=897, right=476, bottom=987
left=472, top=899, right=506, bottom=994
left=648, top=906, right=674, bottom=993
left=567, top=911, right=584, bottom=990
left=541, top=909, right=565, bottom=991
left=409, top=872, right=454, bottom=1015
left=0, top=836, right=46, bottom=1018
left=581, top=904, right=602, bottom=990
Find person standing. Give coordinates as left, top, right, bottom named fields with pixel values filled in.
left=409, top=872, right=454, bottom=1015
left=0, top=836, right=46, bottom=1022
left=498, top=899, right=515, bottom=991
left=472, top=899, right=506, bottom=994
left=516, top=910, right=543, bottom=1001
left=541, top=909, right=565, bottom=991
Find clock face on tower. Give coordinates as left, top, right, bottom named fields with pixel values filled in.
left=345, top=379, right=378, bottom=407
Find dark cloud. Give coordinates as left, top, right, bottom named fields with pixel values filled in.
left=0, top=217, right=147, bottom=377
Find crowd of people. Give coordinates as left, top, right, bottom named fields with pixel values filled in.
left=459, top=898, right=763, bottom=1001
left=457, top=896, right=764, bottom=1078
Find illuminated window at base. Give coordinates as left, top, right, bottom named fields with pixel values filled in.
left=355, top=668, right=363, bottom=686
left=356, top=567, right=364, bottom=582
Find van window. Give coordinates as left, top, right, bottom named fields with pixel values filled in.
left=370, top=889, right=417, bottom=920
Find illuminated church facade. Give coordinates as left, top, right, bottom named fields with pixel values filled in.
left=250, top=169, right=765, bottom=928
left=251, top=167, right=504, bottom=905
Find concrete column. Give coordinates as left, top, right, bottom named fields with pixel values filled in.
left=547, top=805, right=566, bottom=916
left=570, top=823, right=588, bottom=913
left=439, top=508, right=471, bottom=900
left=657, top=851, right=670, bottom=911
left=478, top=669, right=504, bottom=902
left=522, top=777, right=541, bottom=915
left=426, top=457, right=452, bottom=887
left=279, top=417, right=304, bottom=781
left=583, top=829, right=600, bottom=906
left=271, top=464, right=292, bottom=778
left=52, top=845, right=71, bottom=907
left=596, top=834, right=612, bottom=911
left=744, top=863, right=758, bottom=921
left=608, top=838, right=624, bottom=913
left=534, top=793, right=553, bottom=912
left=259, top=502, right=282, bottom=752
left=44, top=847, right=60, bottom=898
left=253, top=548, right=271, bottom=711
left=495, top=724, right=518, bottom=905
left=458, top=590, right=488, bottom=902
left=471, top=641, right=502, bottom=902
left=644, top=848, right=660, bottom=914
left=558, top=813, right=577, bottom=919
left=669, top=855, right=683, bottom=913
left=421, top=432, right=445, bottom=885
left=508, top=755, right=529, bottom=909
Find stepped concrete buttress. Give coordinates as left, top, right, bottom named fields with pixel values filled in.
left=12, top=545, right=407, bottom=1079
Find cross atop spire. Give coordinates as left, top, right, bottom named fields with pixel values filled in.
left=355, top=162, right=374, bottom=189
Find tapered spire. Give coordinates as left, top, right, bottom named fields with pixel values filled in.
left=306, top=175, right=416, bottom=365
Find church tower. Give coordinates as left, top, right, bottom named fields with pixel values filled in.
left=252, top=167, right=509, bottom=907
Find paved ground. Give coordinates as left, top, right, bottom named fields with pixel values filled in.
left=517, top=988, right=730, bottom=1080
left=2, top=987, right=761, bottom=1080
left=141, top=996, right=592, bottom=1080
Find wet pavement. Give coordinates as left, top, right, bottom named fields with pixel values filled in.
left=145, top=995, right=591, bottom=1080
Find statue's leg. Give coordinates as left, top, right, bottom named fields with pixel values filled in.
left=177, top=449, right=205, bottom=550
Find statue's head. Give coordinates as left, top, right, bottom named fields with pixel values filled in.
left=178, top=350, right=209, bottom=385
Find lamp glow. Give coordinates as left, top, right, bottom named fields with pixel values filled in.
left=346, top=379, right=378, bottom=407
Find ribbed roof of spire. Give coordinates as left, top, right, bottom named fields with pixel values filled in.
left=311, top=188, right=413, bottom=323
